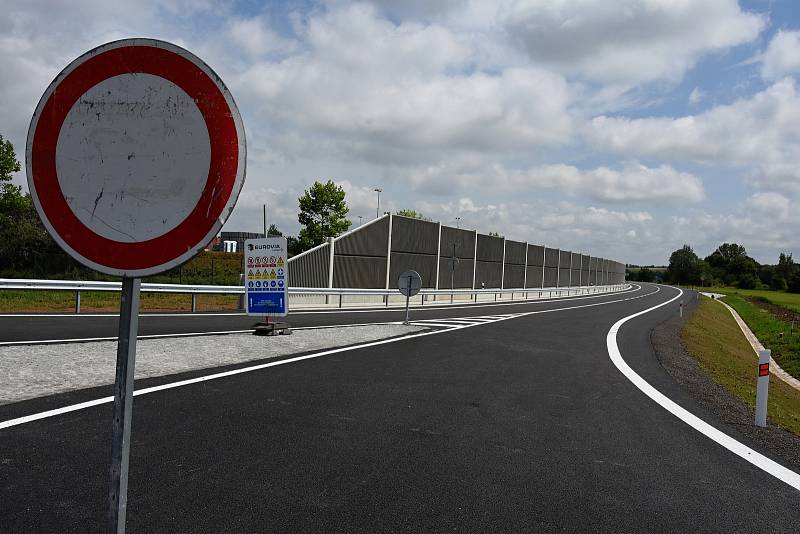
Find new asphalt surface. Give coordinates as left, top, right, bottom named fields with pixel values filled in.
left=1, top=283, right=800, bottom=532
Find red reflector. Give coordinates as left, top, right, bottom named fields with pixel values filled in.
left=758, top=363, right=769, bottom=377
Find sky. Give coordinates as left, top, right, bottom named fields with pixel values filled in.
left=2, top=0, right=799, bottom=265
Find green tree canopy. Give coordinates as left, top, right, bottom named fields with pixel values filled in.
left=395, top=209, right=431, bottom=221
left=296, top=180, right=351, bottom=252
left=666, top=244, right=703, bottom=285
left=0, top=134, right=25, bottom=214
left=266, top=224, right=282, bottom=237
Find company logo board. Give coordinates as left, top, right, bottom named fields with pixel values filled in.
left=244, top=237, right=288, bottom=316
left=26, top=38, right=246, bottom=277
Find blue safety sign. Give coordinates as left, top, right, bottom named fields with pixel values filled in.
left=244, top=237, right=289, bottom=317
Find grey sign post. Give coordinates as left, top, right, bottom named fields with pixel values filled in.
left=398, top=269, right=422, bottom=324
left=26, top=39, right=246, bottom=534
left=448, top=242, right=460, bottom=303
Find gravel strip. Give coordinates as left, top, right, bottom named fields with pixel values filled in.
left=652, top=292, right=800, bottom=472
left=0, top=324, right=423, bottom=405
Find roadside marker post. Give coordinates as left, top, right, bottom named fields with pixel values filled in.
left=755, top=349, right=771, bottom=427
left=26, top=38, right=246, bottom=533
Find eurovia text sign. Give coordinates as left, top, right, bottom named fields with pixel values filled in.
left=245, top=237, right=289, bottom=317
left=26, top=38, right=246, bottom=277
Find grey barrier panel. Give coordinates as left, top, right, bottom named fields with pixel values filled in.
left=333, top=255, right=386, bottom=288
left=335, top=216, right=389, bottom=257
left=475, top=260, right=503, bottom=288
left=544, top=266, right=558, bottom=287
left=504, top=240, right=526, bottom=265
left=571, top=252, right=580, bottom=271
left=438, top=257, right=474, bottom=288
left=544, top=247, right=559, bottom=268
left=589, top=257, right=598, bottom=285
left=526, top=265, right=544, bottom=288
left=558, top=267, right=571, bottom=287
left=581, top=254, right=590, bottom=284
left=603, top=259, right=610, bottom=284
left=476, top=234, right=504, bottom=262
left=440, top=226, right=476, bottom=259
left=504, top=264, right=525, bottom=288
left=289, top=244, right=329, bottom=287
left=527, top=244, right=545, bottom=266
left=391, top=216, right=438, bottom=254
left=559, top=249, right=571, bottom=268
left=571, top=267, right=581, bottom=285
left=389, top=252, right=437, bottom=288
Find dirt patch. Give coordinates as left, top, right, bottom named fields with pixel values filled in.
left=651, top=291, right=800, bottom=472
left=746, top=296, right=800, bottom=327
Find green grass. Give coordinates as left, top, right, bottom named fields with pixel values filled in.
left=0, top=289, right=241, bottom=313
left=703, top=286, right=800, bottom=314
left=682, top=297, right=800, bottom=435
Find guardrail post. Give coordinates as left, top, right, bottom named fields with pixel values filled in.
left=191, top=293, right=197, bottom=313
left=339, top=294, right=343, bottom=309
left=75, top=290, right=81, bottom=314
left=755, top=349, right=771, bottom=427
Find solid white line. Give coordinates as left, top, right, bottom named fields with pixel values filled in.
left=606, top=285, right=800, bottom=491
left=407, top=323, right=458, bottom=329
left=0, top=321, right=427, bottom=347
left=0, top=285, right=650, bottom=431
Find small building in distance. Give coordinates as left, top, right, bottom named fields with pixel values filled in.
left=213, top=231, right=264, bottom=253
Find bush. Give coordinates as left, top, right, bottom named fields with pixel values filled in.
left=737, top=274, right=758, bottom=289
left=789, top=273, right=800, bottom=294
left=771, top=275, right=788, bottom=291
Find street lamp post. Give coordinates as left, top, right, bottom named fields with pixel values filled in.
left=455, top=216, right=461, bottom=229
left=374, top=188, right=382, bottom=219
left=358, top=215, right=363, bottom=226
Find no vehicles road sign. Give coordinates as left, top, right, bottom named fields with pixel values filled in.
left=245, top=237, right=289, bottom=317
left=25, top=39, right=246, bottom=533
left=27, top=38, right=246, bottom=277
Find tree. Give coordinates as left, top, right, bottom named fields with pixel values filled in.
left=395, top=209, right=431, bottom=221
left=296, top=180, right=351, bottom=252
left=488, top=231, right=501, bottom=237
left=789, top=272, right=800, bottom=294
left=0, top=134, right=25, bottom=215
left=666, top=244, right=703, bottom=285
left=776, top=252, right=797, bottom=282
left=266, top=224, right=282, bottom=237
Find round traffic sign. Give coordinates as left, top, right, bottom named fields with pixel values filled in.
left=398, top=270, right=422, bottom=297
left=26, top=38, right=246, bottom=277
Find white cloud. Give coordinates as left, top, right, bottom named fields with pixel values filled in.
left=587, top=78, right=800, bottom=194
left=689, top=87, right=704, bottom=105
left=405, top=160, right=704, bottom=203
left=501, top=0, right=765, bottom=84
left=761, top=29, right=800, bottom=80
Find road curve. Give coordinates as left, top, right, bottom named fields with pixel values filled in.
left=1, top=283, right=799, bottom=532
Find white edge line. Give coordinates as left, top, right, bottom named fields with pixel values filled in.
left=606, top=285, right=800, bottom=491
left=0, top=321, right=427, bottom=347
left=0, top=285, right=648, bottom=431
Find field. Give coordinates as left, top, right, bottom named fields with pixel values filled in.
left=682, top=297, right=800, bottom=435
left=0, top=289, right=241, bottom=313
left=703, top=286, right=800, bottom=314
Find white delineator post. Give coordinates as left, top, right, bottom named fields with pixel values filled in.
left=755, top=349, right=771, bottom=427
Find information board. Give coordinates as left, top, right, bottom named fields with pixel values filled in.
left=245, top=237, right=289, bottom=316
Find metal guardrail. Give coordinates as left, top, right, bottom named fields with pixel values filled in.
left=0, top=278, right=628, bottom=313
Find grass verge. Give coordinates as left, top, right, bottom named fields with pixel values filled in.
left=0, top=289, right=242, bottom=313
left=682, top=297, right=800, bottom=435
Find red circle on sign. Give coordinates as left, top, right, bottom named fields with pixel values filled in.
left=27, top=39, right=246, bottom=277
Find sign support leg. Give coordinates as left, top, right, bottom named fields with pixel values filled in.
left=107, top=277, right=141, bottom=534
left=404, top=292, right=410, bottom=325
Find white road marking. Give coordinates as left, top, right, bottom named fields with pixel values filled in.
left=606, top=285, right=800, bottom=491
left=0, top=285, right=651, bottom=431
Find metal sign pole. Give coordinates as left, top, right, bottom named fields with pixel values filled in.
left=107, top=277, right=141, bottom=534
left=404, top=275, right=412, bottom=324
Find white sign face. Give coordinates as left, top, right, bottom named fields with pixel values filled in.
left=27, top=39, right=246, bottom=277
left=245, top=237, right=289, bottom=317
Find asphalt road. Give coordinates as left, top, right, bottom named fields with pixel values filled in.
left=2, top=283, right=799, bottom=532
